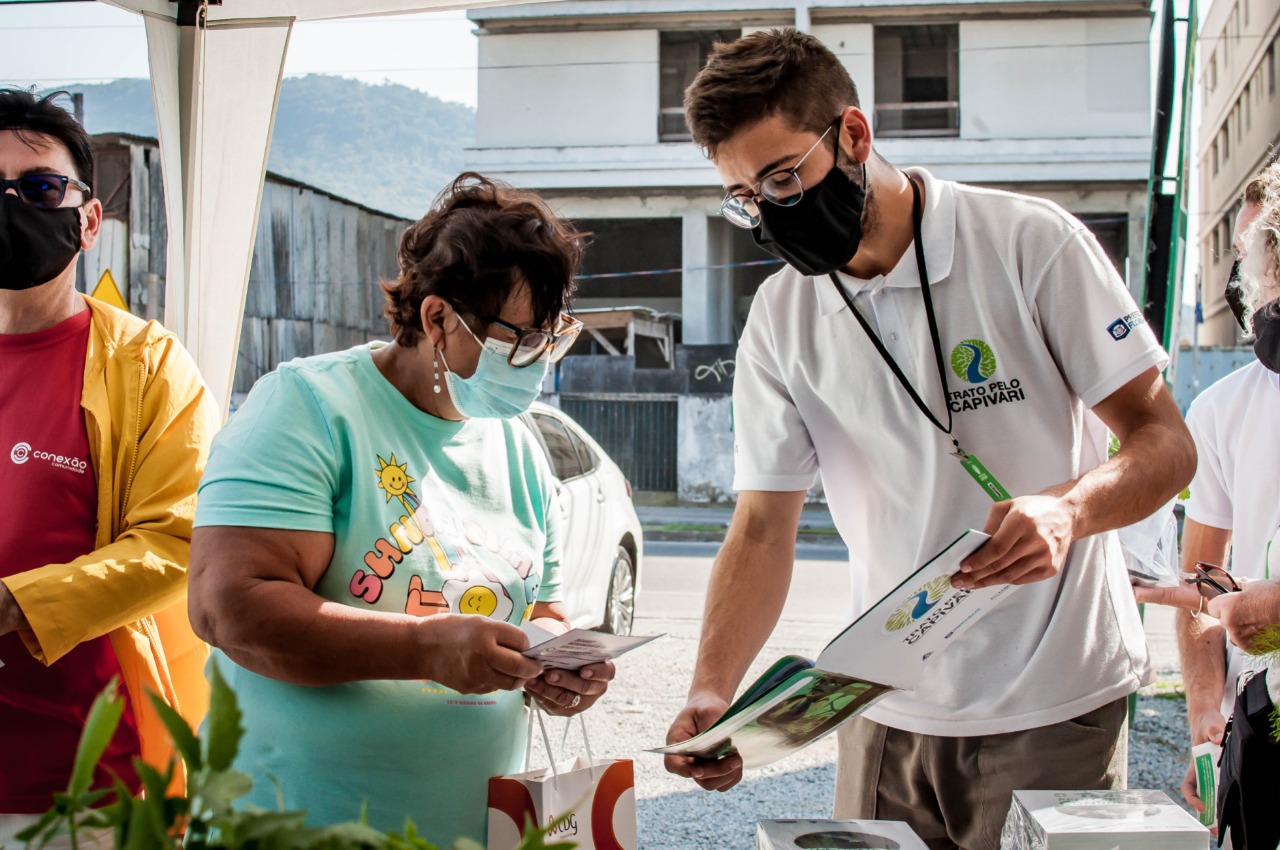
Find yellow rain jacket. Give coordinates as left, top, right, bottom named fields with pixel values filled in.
left=2, top=295, right=219, bottom=787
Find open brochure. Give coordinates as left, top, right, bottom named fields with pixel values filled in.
left=654, top=529, right=1017, bottom=768
left=520, top=622, right=662, bottom=671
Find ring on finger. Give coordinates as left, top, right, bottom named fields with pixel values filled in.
left=569, top=694, right=582, bottom=709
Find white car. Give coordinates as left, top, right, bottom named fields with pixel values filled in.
left=519, top=401, right=643, bottom=635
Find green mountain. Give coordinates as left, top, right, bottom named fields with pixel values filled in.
left=51, top=75, right=475, bottom=219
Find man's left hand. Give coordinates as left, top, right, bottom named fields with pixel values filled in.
left=954, top=494, right=1075, bottom=589
left=524, top=661, right=615, bottom=716
left=1206, top=581, right=1280, bottom=652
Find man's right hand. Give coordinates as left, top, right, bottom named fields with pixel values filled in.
left=1180, top=703, right=1226, bottom=820
left=1190, top=705, right=1227, bottom=748
left=420, top=615, right=543, bottom=694
left=664, top=693, right=744, bottom=792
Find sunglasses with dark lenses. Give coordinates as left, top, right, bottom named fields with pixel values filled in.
left=1184, top=562, right=1242, bottom=600
left=486, top=312, right=584, bottom=367
left=0, top=174, right=91, bottom=209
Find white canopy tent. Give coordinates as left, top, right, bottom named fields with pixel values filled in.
left=95, top=0, right=547, bottom=415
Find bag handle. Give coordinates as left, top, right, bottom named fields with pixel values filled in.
left=530, top=702, right=598, bottom=782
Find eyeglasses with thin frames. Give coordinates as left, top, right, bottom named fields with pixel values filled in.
left=0, top=173, right=90, bottom=209
left=459, top=311, right=584, bottom=368
left=720, top=119, right=840, bottom=230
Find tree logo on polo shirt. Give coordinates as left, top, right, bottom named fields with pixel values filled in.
left=950, top=339, right=997, bottom=384
left=947, top=339, right=1028, bottom=412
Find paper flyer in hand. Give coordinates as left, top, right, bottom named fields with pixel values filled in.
left=654, top=529, right=1016, bottom=768
left=520, top=622, right=662, bottom=671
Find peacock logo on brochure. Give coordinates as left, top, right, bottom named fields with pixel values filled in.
left=882, top=574, right=953, bottom=634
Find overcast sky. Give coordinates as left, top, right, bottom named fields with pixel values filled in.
left=0, top=2, right=481, bottom=106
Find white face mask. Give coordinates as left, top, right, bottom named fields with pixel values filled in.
left=439, top=318, right=548, bottom=419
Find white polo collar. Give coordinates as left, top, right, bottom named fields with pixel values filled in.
left=814, top=167, right=957, bottom=317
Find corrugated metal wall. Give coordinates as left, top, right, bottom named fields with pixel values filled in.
left=561, top=394, right=678, bottom=492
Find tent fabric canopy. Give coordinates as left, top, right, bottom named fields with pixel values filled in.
left=82, top=0, right=547, bottom=416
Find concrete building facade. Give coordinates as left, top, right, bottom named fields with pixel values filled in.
left=1196, top=0, right=1280, bottom=345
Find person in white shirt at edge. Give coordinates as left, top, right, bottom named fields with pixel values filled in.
left=662, top=29, right=1196, bottom=850
left=1136, top=162, right=1280, bottom=820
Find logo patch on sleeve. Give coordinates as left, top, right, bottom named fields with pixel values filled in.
left=1106, top=311, right=1146, bottom=341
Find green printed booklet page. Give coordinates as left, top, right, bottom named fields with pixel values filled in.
left=653, top=529, right=1015, bottom=768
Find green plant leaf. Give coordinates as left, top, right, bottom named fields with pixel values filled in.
left=13, top=809, right=61, bottom=843
left=193, top=769, right=254, bottom=819
left=216, top=809, right=309, bottom=850
left=68, top=677, right=125, bottom=799
left=204, top=662, right=244, bottom=772
left=145, top=690, right=202, bottom=772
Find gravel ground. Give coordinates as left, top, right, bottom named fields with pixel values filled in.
left=529, top=614, right=1194, bottom=850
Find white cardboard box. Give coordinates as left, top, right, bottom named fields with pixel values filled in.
left=757, top=819, right=929, bottom=850
left=999, top=790, right=1210, bottom=850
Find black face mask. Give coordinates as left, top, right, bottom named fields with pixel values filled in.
left=752, top=158, right=866, bottom=277
left=1225, top=259, right=1251, bottom=332
left=1252, top=299, right=1280, bottom=373
left=0, top=194, right=83, bottom=291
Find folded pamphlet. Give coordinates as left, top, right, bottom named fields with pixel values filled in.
left=654, top=529, right=1016, bottom=768
left=520, top=622, right=662, bottom=671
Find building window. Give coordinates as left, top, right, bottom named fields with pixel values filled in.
left=1212, top=226, right=1221, bottom=260
left=873, top=24, right=960, bottom=137
left=1221, top=123, right=1230, bottom=162
left=659, top=29, right=739, bottom=142
left=1269, top=42, right=1276, bottom=96
left=1208, top=50, right=1218, bottom=91
left=1212, top=138, right=1219, bottom=175
left=1244, top=84, right=1251, bottom=129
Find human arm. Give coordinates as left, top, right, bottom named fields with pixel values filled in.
left=0, top=331, right=220, bottom=662
left=189, top=525, right=542, bottom=690
left=521, top=600, right=616, bottom=716
left=957, top=366, right=1195, bottom=588
left=664, top=489, right=807, bottom=791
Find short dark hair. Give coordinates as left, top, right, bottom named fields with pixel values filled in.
left=382, top=172, right=583, bottom=347
left=684, top=29, right=860, bottom=157
left=0, top=88, right=94, bottom=194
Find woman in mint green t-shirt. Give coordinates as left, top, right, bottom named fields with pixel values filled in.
left=188, top=173, right=612, bottom=849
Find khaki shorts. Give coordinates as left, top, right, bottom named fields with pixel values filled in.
left=834, top=697, right=1128, bottom=850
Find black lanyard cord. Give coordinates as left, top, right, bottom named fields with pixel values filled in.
left=829, top=176, right=960, bottom=452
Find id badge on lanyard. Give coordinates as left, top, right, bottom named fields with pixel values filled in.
left=830, top=175, right=1011, bottom=504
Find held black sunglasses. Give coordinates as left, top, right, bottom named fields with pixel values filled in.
left=1184, top=562, right=1242, bottom=601
left=0, top=173, right=91, bottom=209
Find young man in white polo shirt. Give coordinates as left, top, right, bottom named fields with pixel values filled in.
left=662, top=30, right=1196, bottom=850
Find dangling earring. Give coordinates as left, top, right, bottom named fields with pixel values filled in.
left=433, top=349, right=442, bottom=394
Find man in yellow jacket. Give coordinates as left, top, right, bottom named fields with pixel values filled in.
left=0, top=88, right=218, bottom=841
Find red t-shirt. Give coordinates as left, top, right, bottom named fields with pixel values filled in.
left=0, top=308, right=140, bottom=813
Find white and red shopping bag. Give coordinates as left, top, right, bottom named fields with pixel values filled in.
left=487, top=709, right=636, bottom=850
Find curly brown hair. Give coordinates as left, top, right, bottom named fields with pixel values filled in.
left=684, top=29, right=860, bottom=157
left=382, top=172, right=584, bottom=347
